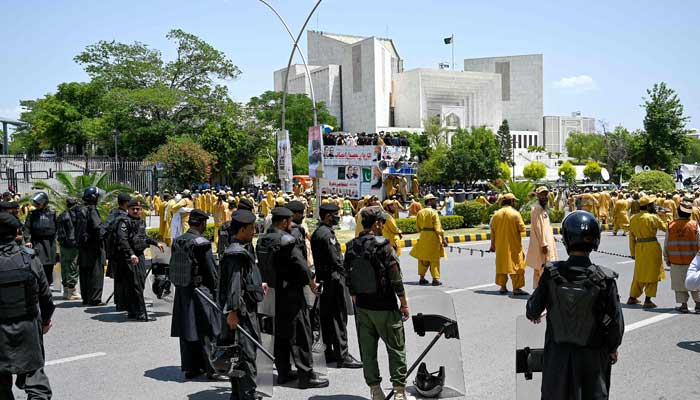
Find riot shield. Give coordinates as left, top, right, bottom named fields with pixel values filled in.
left=256, top=312, right=274, bottom=398
left=143, top=245, right=174, bottom=314
left=304, top=285, right=327, bottom=379
left=515, top=315, right=546, bottom=400
left=402, top=288, right=465, bottom=399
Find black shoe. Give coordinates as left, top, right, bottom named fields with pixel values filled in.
left=87, top=301, right=107, bottom=306
left=277, top=370, right=298, bottom=384
left=184, top=370, right=204, bottom=380
left=206, top=372, right=230, bottom=381
left=418, top=278, right=429, bottom=286
left=325, top=353, right=338, bottom=364
left=512, top=289, right=530, bottom=296
left=431, top=279, right=443, bottom=286
left=337, top=354, right=362, bottom=369
left=133, top=314, right=156, bottom=322
left=298, top=372, right=329, bottom=389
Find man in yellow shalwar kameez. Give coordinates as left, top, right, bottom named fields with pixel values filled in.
left=597, top=190, right=612, bottom=224
left=157, top=193, right=169, bottom=240
left=489, top=193, right=529, bottom=295
left=163, top=194, right=176, bottom=246
left=212, top=191, right=228, bottom=248
left=382, top=199, right=403, bottom=255
left=409, top=194, right=446, bottom=286
left=611, top=192, right=630, bottom=236
left=171, top=190, right=195, bottom=236
left=260, top=191, right=275, bottom=217
left=627, top=196, right=667, bottom=309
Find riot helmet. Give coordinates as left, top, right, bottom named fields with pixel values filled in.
left=414, top=362, right=445, bottom=398
left=561, top=210, right=600, bottom=252
left=204, top=337, right=244, bottom=378
left=31, top=191, right=49, bottom=207
left=83, top=187, right=101, bottom=203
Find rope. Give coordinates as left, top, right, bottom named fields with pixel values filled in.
left=445, top=244, right=493, bottom=257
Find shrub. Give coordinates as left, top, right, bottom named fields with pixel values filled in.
left=583, top=160, right=602, bottom=180
left=523, top=161, right=547, bottom=181
left=498, top=162, right=511, bottom=181
left=440, top=215, right=464, bottom=230
left=483, top=202, right=501, bottom=224
left=558, top=161, right=576, bottom=184
left=396, top=218, right=418, bottom=234
left=549, top=208, right=565, bottom=223
left=521, top=209, right=531, bottom=224
left=454, top=201, right=486, bottom=227
left=628, top=170, right=675, bottom=193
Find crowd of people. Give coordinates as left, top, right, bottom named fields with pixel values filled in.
left=322, top=131, right=410, bottom=147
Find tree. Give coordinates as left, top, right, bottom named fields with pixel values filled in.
left=565, top=132, right=605, bottom=163
left=417, top=144, right=449, bottom=184
left=628, top=170, right=675, bottom=193
left=523, top=161, right=546, bottom=181
left=604, top=125, right=633, bottom=180
left=583, top=160, right=602, bottom=181
left=495, top=179, right=536, bottom=211
left=445, top=127, right=500, bottom=184
left=557, top=160, right=577, bottom=185
left=634, top=82, right=690, bottom=171
left=496, top=119, right=512, bottom=163
left=498, top=162, right=511, bottom=181
left=422, top=115, right=448, bottom=147
left=147, top=136, right=215, bottom=191
left=684, top=138, right=700, bottom=164
left=407, top=131, right=431, bottom=161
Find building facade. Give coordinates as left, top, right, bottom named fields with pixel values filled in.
left=543, top=114, right=597, bottom=154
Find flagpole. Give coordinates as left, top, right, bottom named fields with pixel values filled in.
left=451, top=34, right=455, bottom=70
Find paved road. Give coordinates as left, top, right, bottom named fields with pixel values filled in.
left=13, top=232, right=699, bottom=399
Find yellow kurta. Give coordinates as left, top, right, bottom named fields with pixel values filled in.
left=163, top=199, right=176, bottom=243
left=525, top=203, right=558, bottom=270
left=153, top=195, right=162, bottom=217
left=597, top=191, right=611, bottom=221
left=158, top=200, right=167, bottom=239
left=382, top=214, right=403, bottom=256
left=691, top=206, right=700, bottom=222
left=629, top=211, right=667, bottom=283
left=490, top=205, right=526, bottom=275
left=662, top=199, right=678, bottom=223
left=409, top=208, right=446, bottom=264
left=355, top=207, right=366, bottom=238
left=612, top=199, right=630, bottom=231
left=261, top=192, right=274, bottom=217
left=171, top=198, right=194, bottom=233
left=577, top=193, right=599, bottom=214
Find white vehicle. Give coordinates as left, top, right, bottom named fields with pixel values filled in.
left=38, top=149, right=57, bottom=159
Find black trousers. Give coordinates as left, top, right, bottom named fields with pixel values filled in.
left=230, top=314, right=259, bottom=400
left=42, top=265, right=54, bottom=287
left=78, top=248, right=104, bottom=305
left=319, top=278, right=349, bottom=360
left=178, top=338, right=210, bottom=374
left=0, top=368, right=52, bottom=400
left=120, top=257, right=147, bottom=316
left=274, top=305, right=313, bottom=376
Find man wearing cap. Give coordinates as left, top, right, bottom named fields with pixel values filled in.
left=78, top=188, right=106, bottom=306
left=526, top=187, right=558, bottom=288
left=218, top=209, right=265, bottom=398
left=23, top=192, right=58, bottom=287
left=612, top=192, right=631, bottom=236
left=597, top=190, right=612, bottom=225
left=490, top=193, right=529, bottom=295
left=163, top=193, right=176, bottom=246
left=576, top=189, right=599, bottom=214
left=286, top=200, right=314, bottom=271
left=170, top=209, right=221, bottom=380
left=115, top=200, right=164, bottom=321
left=212, top=191, right=228, bottom=249
left=382, top=200, right=403, bottom=256
left=410, top=194, right=447, bottom=286
left=663, top=199, right=700, bottom=313
left=627, top=196, right=667, bottom=309
left=105, top=193, right=131, bottom=311
left=171, top=190, right=195, bottom=239
left=311, top=203, right=363, bottom=369
left=355, top=196, right=379, bottom=238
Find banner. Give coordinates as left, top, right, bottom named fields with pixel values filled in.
left=277, top=130, right=293, bottom=192
left=381, top=146, right=411, bottom=163
left=323, top=145, right=380, bottom=166
left=308, top=125, right=323, bottom=178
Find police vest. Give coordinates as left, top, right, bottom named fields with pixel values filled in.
left=545, top=262, right=616, bottom=347
left=170, top=235, right=209, bottom=286
left=666, top=219, right=699, bottom=265
left=345, top=235, right=388, bottom=295
left=0, top=247, right=39, bottom=322
left=224, top=243, right=264, bottom=306
left=28, top=209, right=57, bottom=237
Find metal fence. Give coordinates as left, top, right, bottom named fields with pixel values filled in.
left=0, top=155, right=158, bottom=195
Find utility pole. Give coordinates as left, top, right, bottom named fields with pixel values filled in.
left=112, top=128, right=119, bottom=182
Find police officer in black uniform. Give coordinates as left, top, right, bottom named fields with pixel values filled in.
left=23, top=192, right=58, bottom=287
left=78, top=187, right=106, bottom=306
left=0, top=213, right=55, bottom=400
left=217, top=198, right=256, bottom=260
left=260, top=206, right=328, bottom=388
left=170, top=209, right=221, bottom=380
left=105, top=193, right=131, bottom=311
left=218, top=209, right=264, bottom=400
left=286, top=201, right=309, bottom=260
left=526, top=211, right=625, bottom=400
left=310, top=204, right=362, bottom=369
left=115, top=199, right=163, bottom=321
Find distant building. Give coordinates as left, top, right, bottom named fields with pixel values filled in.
left=687, top=128, right=700, bottom=139
left=543, top=114, right=597, bottom=154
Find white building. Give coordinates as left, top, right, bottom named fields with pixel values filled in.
left=543, top=114, right=597, bottom=154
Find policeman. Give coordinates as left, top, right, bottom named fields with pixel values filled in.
left=310, top=203, right=362, bottom=369
left=23, top=192, right=58, bottom=286
left=170, top=209, right=221, bottom=380
left=78, top=187, right=106, bottom=306
left=106, top=193, right=131, bottom=312
left=259, top=206, right=328, bottom=388
left=526, top=211, right=625, bottom=400
left=285, top=201, right=310, bottom=262
left=345, top=207, right=412, bottom=400
left=217, top=198, right=256, bottom=259
left=115, top=199, right=163, bottom=321
left=56, top=198, right=81, bottom=300
left=218, top=209, right=264, bottom=399
left=0, top=213, right=55, bottom=400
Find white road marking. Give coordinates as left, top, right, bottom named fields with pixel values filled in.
left=616, top=260, right=635, bottom=264
left=45, top=352, right=107, bottom=366
left=446, top=283, right=497, bottom=294
left=625, top=314, right=677, bottom=332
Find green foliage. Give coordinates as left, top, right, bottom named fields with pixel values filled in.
left=496, top=119, right=512, bottom=163
left=454, top=201, right=486, bottom=227
left=684, top=138, right=700, bottom=164
left=527, top=145, right=546, bottom=153
left=520, top=209, right=531, bottom=224
left=605, top=126, right=633, bottom=181
left=565, top=132, right=606, bottom=163
left=583, top=160, right=602, bottom=180
left=523, top=161, right=547, bottom=181
left=147, top=136, right=214, bottom=191
left=394, top=215, right=464, bottom=234
left=446, top=127, right=500, bottom=184
left=498, top=162, right=511, bottom=181
left=422, top=115, right=448, bottom=147
left=407, top=132, right=431, bottom=161
left=557, top=161, right=577, bottom=185
left=549, top=208, right=565, bottom=223
left=628, top=170, right=675, bottom=193
left=496, top=179, right=536, bottom=211
left=635, top=82, right=690, bottom=171
left=417, top=144, right=449, bottom=184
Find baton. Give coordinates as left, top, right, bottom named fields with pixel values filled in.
left=194, top=287, right=275, bottom=362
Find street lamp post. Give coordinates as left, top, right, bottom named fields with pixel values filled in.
left=112, top=128, right=119, bottom=182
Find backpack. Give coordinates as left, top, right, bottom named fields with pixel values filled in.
left=345, top=235, right=387, bottom=295
left=73, top=206, right=90, bottom=246
left=104, top=211, right=127, bottom=259
left=56, top=207, right=77, bottom=247
left=255, top=232, right=282, bottom=289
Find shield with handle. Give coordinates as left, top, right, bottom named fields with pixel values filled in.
left=515, top=315, right=546, bottom=400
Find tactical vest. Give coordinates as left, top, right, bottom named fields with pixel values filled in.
left=0, top=247, right=39, bottom=322
left=225, top=243, right=264, bottom=306
left=170, top=235, right=209, bottom=286
left=56, top=208, right=77, bottom=248
left=128, top=219, right=149, bottom=253
left=256, top=232, right=282, bottom=289
left=29, top=209, right=57, bottom=237
left=346, top=235, right=387, bottom=295
left=545, top=262, right=611, bottom=347
left=666, top=219, right=699, bottom=265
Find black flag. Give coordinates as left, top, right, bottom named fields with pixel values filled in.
left=444, top=36, right=453, bottom=44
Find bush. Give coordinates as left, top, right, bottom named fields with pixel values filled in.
left=395, top=215, right=465, bottom=233
left=523, top=161, right=547, bottom=181
left=558, top=161, right=577, bottom=184
left=146, top=223, right=216, bottom=242
left=483, top=202, right=501, bottom=224
left=583, top=160, right=602, bottom=180
left=549, top=208, right=565, bottom=223
left=454, top=201, right=486, bottom=227
left=396, top=218, right=418, bottom=234
left=628, top=170, right=675, bottom=193
left=498, top=162, right=511, bottom=181
left=521, top=209, right=531, bottom=224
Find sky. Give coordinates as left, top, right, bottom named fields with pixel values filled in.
left=1, top=0, right=699, bottom=134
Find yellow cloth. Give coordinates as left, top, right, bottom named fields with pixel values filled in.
left=408, top=201, right=422, bottom=217
left=382, top=214, right=403, bottom=256
left=418, top=260, right=440, bottom=280
left=628, top=211, right=667, bottom=284
left=577, top=193, right=599, bottom=214
left=673, top=194, right=681, bottom=208
left=172, top=198, right=194, bottom=233
left=496, top=272, right=525, bottom=289
left=597, top=191, right=611, bottom=221
left=354, top=208, right=365, bottom=238
left=691, top=206, right=700, bottom=222
left=612, top=199, right=630, bottom=231
left=525, top=203, right=558, bottom=273
left=261, top=191, right=275, bottom=216
left=475, top=196, right=490, bottom=206
left=163, top=199, right=176, bottom=243
left=662, top=199, right=678, bottom=223
left=490, top=205, right=526, bottom=275
left=153, top=195, right=162, bottom=217
left=411, top=177, right=420, bottom=196
left=409, top=208, right=446, bottom=264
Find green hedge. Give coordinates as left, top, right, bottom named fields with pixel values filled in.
left=395, top=215, right=464, bottom=234
left=628, top=170, right=675, bottom=193
left=454, top=201, right=486, bottom=227
left=521, top=209, right=531, bottom=224
left=146, top=223, right=216, bottom=242
left=549, top=208, right=565, bottom=223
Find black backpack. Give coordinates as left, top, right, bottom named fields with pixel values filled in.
left=56, top=207, right=77, bottom=247
left=73, top=206, right=90, bottom=247
left=104, top=213, right=127, bottom=259
left=345, top=235, right=387, bottom=295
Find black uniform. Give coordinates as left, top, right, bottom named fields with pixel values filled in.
left=105, top=208, right=128, bottom=311
left=115, top=214, right=158, bottom=318
left=310, top=222, right=350, bottom=362
left=23, top=208, right=58, bottom=286
left=526, top=256, right=625, bottom=400
left=0, top=241, right=55, bottom=400
left=78, top=205, right=105, bottom=305
left=170, top=229, right=221, bottom=376
left=218, top=240, right=264, bottom=400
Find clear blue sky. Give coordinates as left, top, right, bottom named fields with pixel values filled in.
left=1, top=0, right=698, bottom=132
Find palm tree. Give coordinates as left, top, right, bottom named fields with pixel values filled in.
left=490, top=179, right=536, bottom=211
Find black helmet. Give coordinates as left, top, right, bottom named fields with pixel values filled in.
left=414, top=362, right=445, bottom=398
left=151, top=275, right=171, bottom=299
left=31, top=191, right=49, bottom=207
left=83, top=187, right=100, bottom=203
left=204, top=337, right=242, bottom=377
left=561, top=210, right=600, bottom=252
